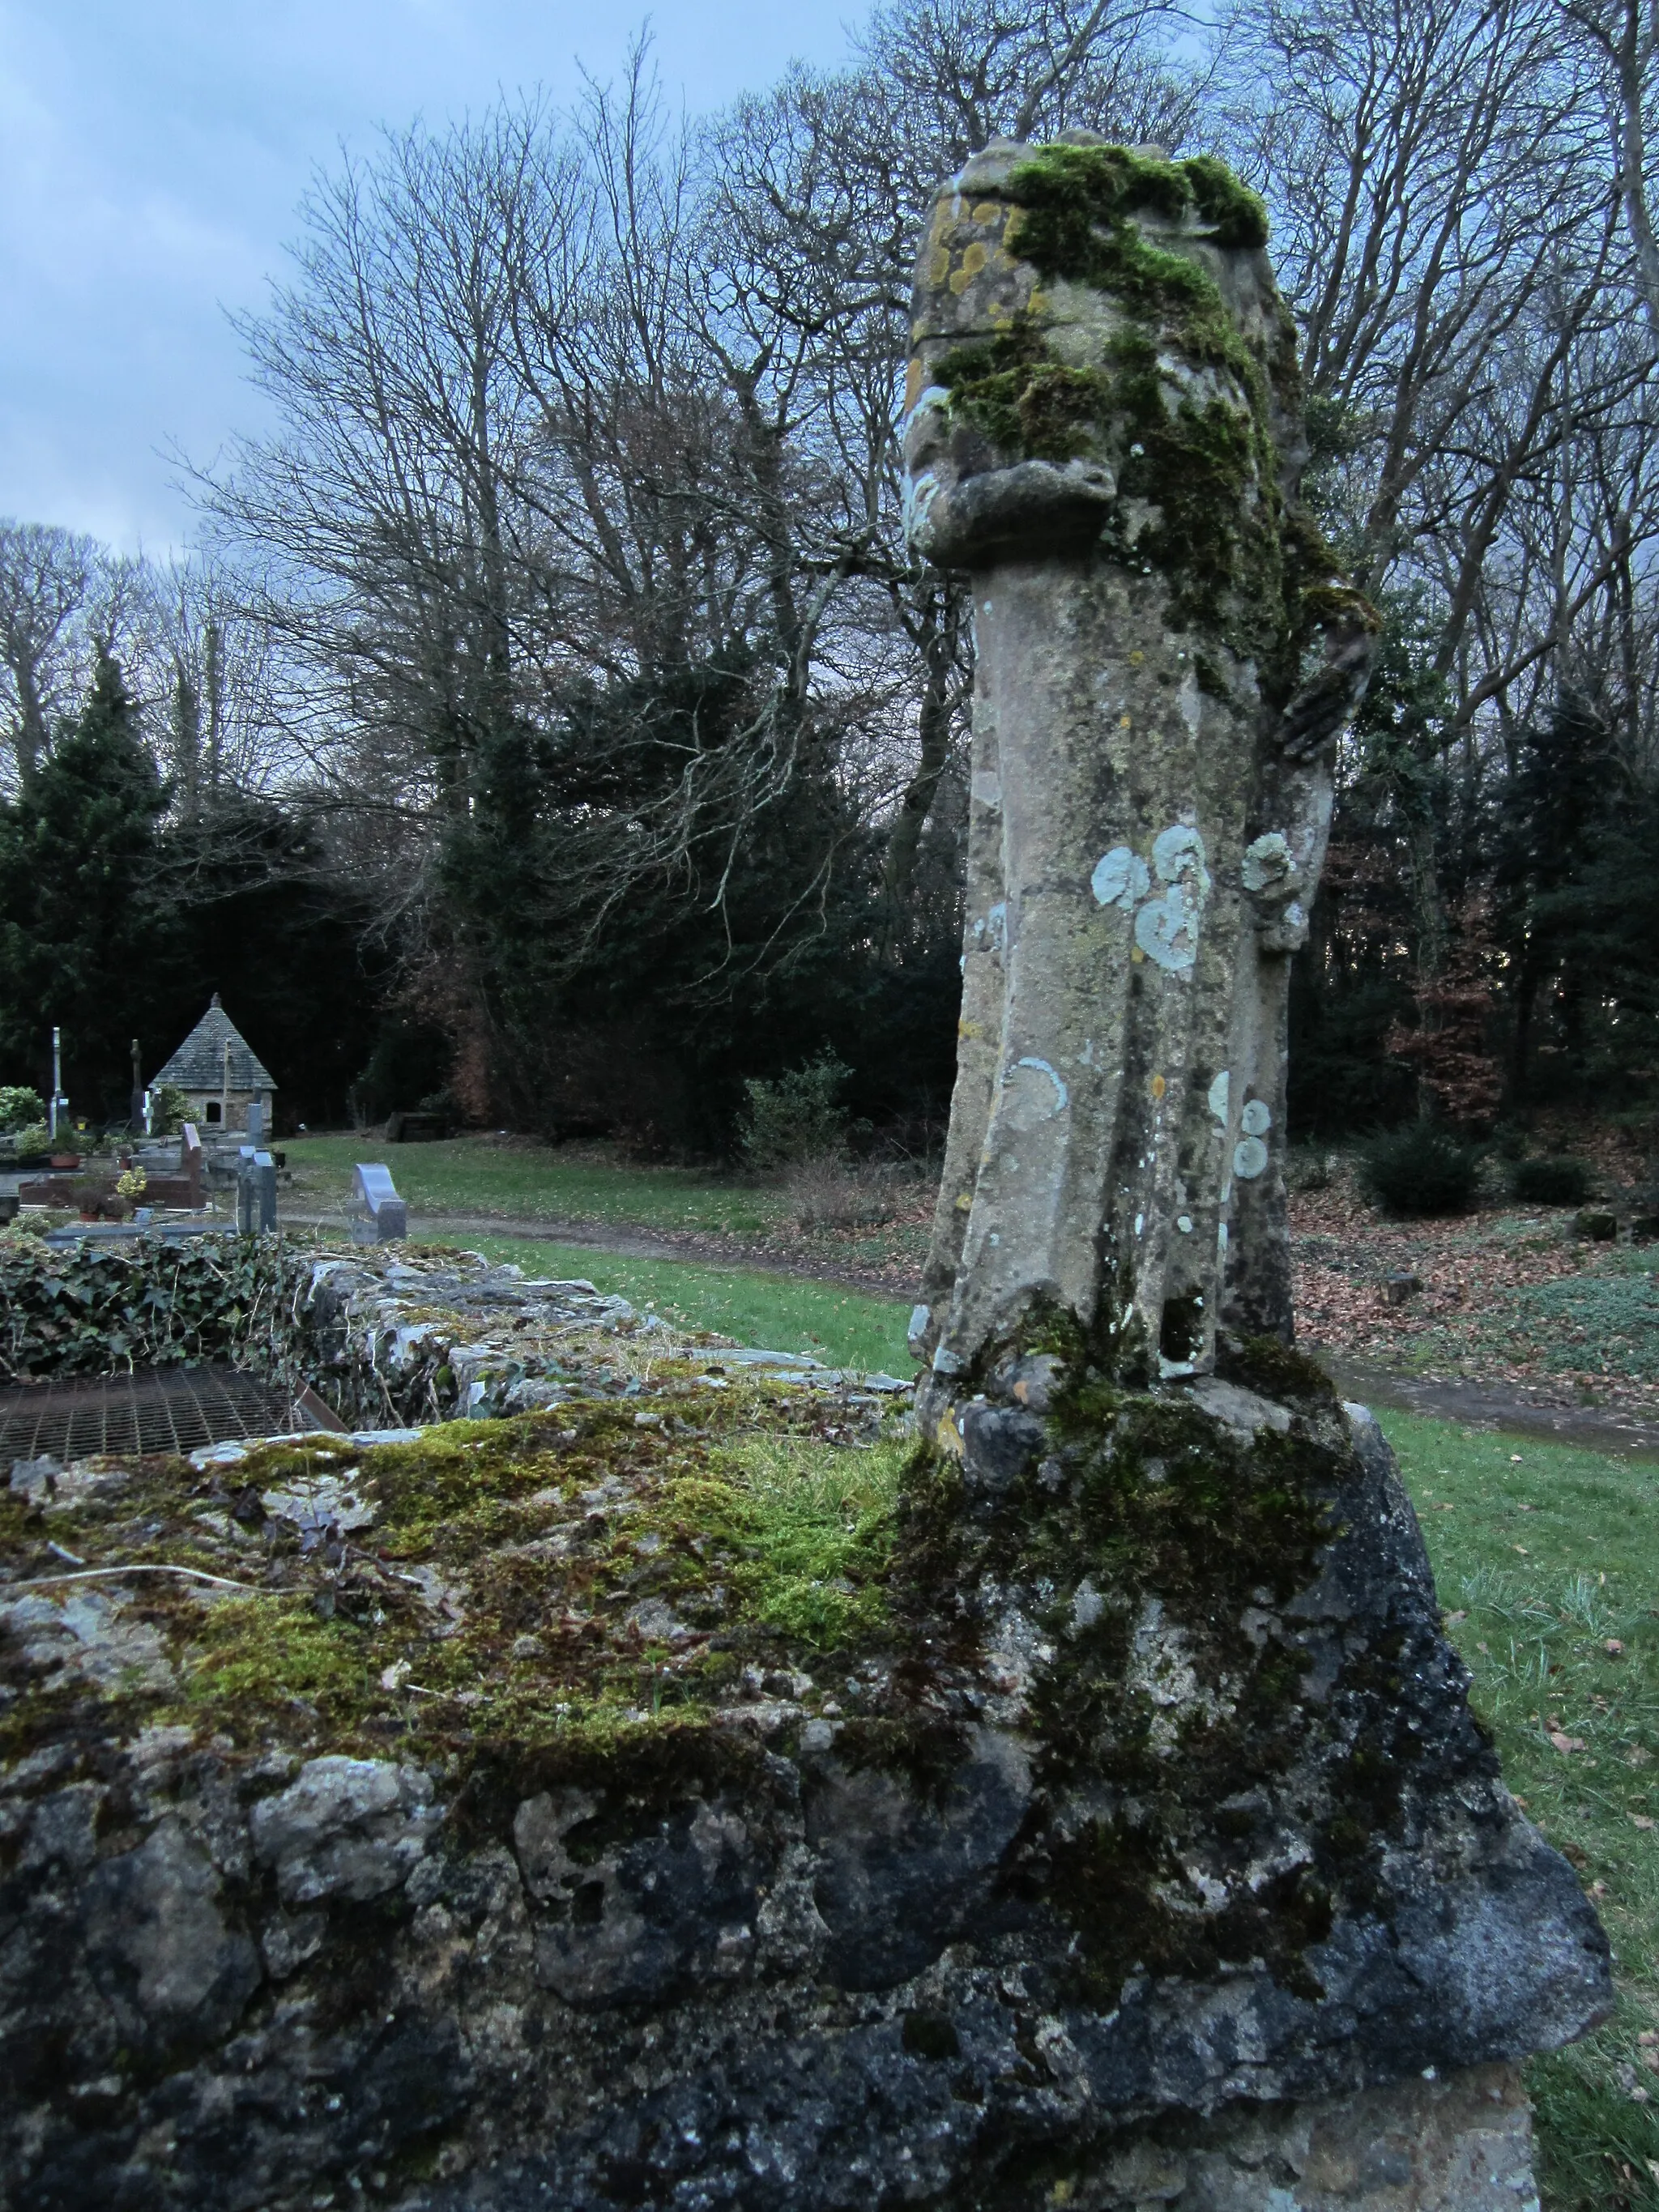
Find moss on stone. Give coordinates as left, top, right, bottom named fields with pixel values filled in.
left=889, top=1357, right=1371, bottom=1994
left=1003, top=144, right=1269, bottom=315
left=0, top=1378, right=908, bottom=1784
left=1217, top=1332, right=1339, bottom=1409
left=932, top=143, right=1366, bottom=687
left=934, top=325, right=1114, bottom=465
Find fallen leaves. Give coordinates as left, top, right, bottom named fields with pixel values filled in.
left=1549, top=1729, right=1589, bottom=1754
left=1633, top=1815, right=1655, bottom=1831
left=1288, top=1162, right=1659, bottom=1417
left=1606, top=1639, right=1625, bottom=1656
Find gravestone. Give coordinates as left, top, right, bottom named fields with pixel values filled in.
left=236, top=1146, right=278, bottom=1235
left=895, top=134, right=1608, bottom=2196
left=351, top=1161, right=407, bottom=1242
left=181, top=1120, right=203, bottom=1207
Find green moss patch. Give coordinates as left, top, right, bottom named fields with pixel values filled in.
left=0, top=1377, right=908, bottom=1781
left=934, top=143, right=1359, bottom=680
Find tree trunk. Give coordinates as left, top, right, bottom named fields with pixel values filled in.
left=880, top=582, right=962, bottom=952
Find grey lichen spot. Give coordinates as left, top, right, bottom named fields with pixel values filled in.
left=1241, top=831, right=1294, bottom=893
left=1070, top=1578, right=1106, bottom=1631
left=1090, top=845, right=1149, bottom=910
left=1239, top=1098, right=1271, bottom=1136
left=1010, top=1056, right=1069, bottom=1118
left=1208, top=1070, right=1230, bottom=1123
left=1233, top=1135, right=1269, bottom=1180
left=970, top=901, right=1008, bottom=953
left=1134, top=826, right=1211, bottom=974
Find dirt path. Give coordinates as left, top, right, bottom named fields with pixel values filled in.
left=1318, top=1355, right=1659, bottom=1461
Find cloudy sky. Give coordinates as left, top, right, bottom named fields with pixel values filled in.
left=0, top=1, right=861, bottom=555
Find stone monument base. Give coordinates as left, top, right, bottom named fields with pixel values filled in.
left=1068, top=2065, right=1534, bottom=2212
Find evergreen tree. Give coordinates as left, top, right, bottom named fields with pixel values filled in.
left=0, top=651, right=173, bottom=1115
left=1495, top=692, right=1659, bottom=1102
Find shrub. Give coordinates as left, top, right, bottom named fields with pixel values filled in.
left=0, top=1085, right=45, bottom=1133
left=1358, top=1124, right=1482, bottom=1217
left=739, top=1054, right=851, bottom=1170
left=149, top=1082, right=190, bottom=1136
left=1510, top=1155, right=1593, bottom=1206
left=784, top=1154, right=897, bottom=1231
left=1286, top=1144, right=1334, bottom=1193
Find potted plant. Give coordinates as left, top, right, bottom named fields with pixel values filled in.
left=71, top=1173, right=122, bottom=1221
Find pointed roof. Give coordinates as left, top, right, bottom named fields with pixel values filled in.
left=151, top=994, right=278, bottom=1092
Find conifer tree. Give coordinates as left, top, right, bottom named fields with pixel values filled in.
left=0, top=651, right=172, bottom=1114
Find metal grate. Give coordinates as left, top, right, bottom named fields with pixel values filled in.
left=0, top=1366, right=313, bottom=1462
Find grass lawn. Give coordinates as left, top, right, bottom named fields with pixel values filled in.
left=410, top=1230, right=916, bottom=1373
left=1380, top=1409, right=1659, bottom=2209
left=281, top=1133, right=788, bottom=1238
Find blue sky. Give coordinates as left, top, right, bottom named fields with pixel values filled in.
left=0, top=1, right=863, bottom=555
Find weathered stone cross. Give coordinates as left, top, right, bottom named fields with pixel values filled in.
left=902, top=136, right=1375, bottom=1415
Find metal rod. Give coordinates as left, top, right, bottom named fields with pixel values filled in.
left=2, top=1562, right=267, bottom=1594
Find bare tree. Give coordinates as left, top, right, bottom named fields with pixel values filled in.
left=1555, top=0, right=1659, bottom=339
left=0, top=521, right=97, bottom=786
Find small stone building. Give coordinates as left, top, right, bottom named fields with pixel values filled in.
left=151, top=995, right=277, bottom=1135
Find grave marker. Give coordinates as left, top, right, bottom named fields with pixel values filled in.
left=351, top=1162, right=407, bottom=1242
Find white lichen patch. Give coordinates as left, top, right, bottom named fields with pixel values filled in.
left=1240, top=831, right=1294, bottom=893
left=980, top=1588, right=1056, bottom=1723
left=1135, top=825, right=1211, bottom=974
left=1011, top=1057, right=1069, bottom=1116
left=1126, top=1596, right=1237, bottom=1755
